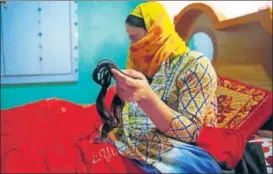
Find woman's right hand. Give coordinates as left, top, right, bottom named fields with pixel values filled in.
left=111, top=68, right=153, bottom=103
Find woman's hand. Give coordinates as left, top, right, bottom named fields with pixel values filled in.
left=111, top=69, right=153, bottom=102
left=111, top=68, right=173, bottom=133
left=111, top=68, right=174, bottom=133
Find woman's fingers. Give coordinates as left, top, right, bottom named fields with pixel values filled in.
left=111, top=69, right=137, bottom=87
left=122, top=69, right=145, bottom=80
left=111, top=69, right=125, bottom=79
left=116, top=85, right=126, bottom=92
left=116, top=84, right=136, bottom=102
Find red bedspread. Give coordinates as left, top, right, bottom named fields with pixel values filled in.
left=1, top=88, right=248, bottom=172
left=1, top=99, right=142, bottom=173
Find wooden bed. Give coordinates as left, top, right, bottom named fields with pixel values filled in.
left=174, top=3, right=273, bottom=172
left=174, top=3, right=272, bottom=91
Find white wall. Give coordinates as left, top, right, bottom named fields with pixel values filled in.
left=159, top=1, right=272, bottom=21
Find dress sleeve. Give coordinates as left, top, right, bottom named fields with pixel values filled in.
left=164, top=57, right=217, bottom=143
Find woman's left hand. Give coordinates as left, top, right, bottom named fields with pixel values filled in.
left=111, top=68, right=152, bottom=102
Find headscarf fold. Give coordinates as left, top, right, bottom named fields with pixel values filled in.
left=126, top=2, right=189, bottom=78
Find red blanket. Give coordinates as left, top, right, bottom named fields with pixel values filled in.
left=1, top=99, right=142, bottom=173
left=1, top=87, right=247, bottom=172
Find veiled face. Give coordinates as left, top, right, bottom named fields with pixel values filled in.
left=126, top=24, right=147, bottom=43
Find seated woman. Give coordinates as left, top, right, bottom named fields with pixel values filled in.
left=0, top=2, right=222, bottom=173
left=108, top=1, right=221, bottom=173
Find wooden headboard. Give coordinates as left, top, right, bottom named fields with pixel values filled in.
left=174, top=3, right=272, bottom=91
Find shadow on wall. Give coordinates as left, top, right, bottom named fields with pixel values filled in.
left=1, top=1, right=142, bottom=109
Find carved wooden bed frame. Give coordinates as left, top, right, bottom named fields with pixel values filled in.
left=174, top=3, right=272, bottom=91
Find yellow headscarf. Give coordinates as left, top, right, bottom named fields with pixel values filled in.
left=126, top=1, right=189, bottom=78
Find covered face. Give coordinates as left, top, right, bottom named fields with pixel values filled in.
left=125, top=2, right=189, bottom=78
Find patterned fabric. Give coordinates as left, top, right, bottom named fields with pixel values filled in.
left=216, top=76, right=272, bottom=132
left=111, top=51, right=220, bottom=173
left=126, top=2, right=189, bottom=78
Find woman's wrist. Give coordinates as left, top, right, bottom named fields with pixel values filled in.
left=137, top=87, right=157, bottom=106
left=137, top=88, right=173, bottom=132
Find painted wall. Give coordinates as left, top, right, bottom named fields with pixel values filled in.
left=1, top=1, right=143, bottom=109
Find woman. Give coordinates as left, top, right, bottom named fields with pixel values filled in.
left=109, top=1, right=221, bottom=173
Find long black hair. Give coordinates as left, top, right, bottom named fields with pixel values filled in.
left=92, top=60, right=125, bottom=142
